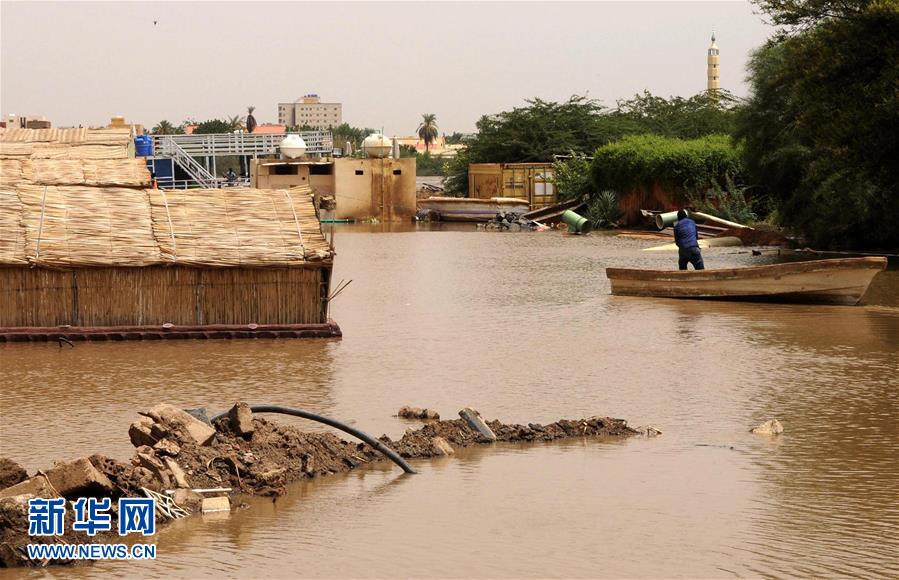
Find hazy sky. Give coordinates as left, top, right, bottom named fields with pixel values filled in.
left=1, top=1, right=773, bottom=135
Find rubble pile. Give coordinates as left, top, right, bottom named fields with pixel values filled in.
left=480, top=212, right=541, bottom=231
left=0, top=402, right=637, bottom=568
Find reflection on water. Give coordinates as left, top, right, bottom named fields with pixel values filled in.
left=1, top=226, right=897, bottom=578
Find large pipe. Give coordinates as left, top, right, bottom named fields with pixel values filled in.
left=692, top=211, right=751, bottom=230
left=211, top=405, right=416, bottom=474
left=562, top=210, right=593, bottom=234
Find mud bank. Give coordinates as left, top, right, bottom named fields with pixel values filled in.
left=0, top=403, right=636, bottom=568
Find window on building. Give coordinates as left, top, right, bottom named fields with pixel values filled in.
left=274, top=165, right=299, bottom=175
left=393, top=169, right=402, bottom=175
left=355, top=169, right=364, bottom=176
left=310, top=164, right=333, bottom=175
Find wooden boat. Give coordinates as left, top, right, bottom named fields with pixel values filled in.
left=417, top=196, right=530, bottom=222
left=606, top=257, right=887, bottom=305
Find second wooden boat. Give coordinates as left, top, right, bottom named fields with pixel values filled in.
left=606, top=257, right=887, bottom=305
left=417, top=196, right=530, bottom=222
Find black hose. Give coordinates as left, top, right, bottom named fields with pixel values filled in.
left=211, top=404, right=416, bottom=474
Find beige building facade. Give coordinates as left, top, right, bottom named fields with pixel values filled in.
left=278, top=94, right=342, bottom=129
left=251, top=157, right=416, bottom=222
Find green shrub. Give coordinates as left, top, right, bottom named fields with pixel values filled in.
left=591, top=134, right=744, bottom=193
left=552, top=152, right=593, bottom=201
left=686, top=174, right=757, bottom=225
left=585, top=190, right=623, bottom=229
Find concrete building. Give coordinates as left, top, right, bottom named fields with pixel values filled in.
left=707, top=33, right=720, bottom=92
left=278, top=94, right=342, bottom=129
left=4, top=114, right=51, bottom=129
left=251, top=157, right=416, bottom=222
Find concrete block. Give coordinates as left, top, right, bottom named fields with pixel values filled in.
left=201, top=496, right=230, bottom=513
left=171, top=489, right=202, bottom=512
left=228, top=402, right=255, bottom=437
left=137, top=453, right=171, bottom=489
left=0, top=475, right=57, bottom=499
left=162, top=457, right=190, bottom=489
left=129, top=417, right=158, bottom=448
left=44, top=458, right=114, bottom=498
left=141, top=403, right=216, bottom=446
left=153, top=439, right=181, bottom=457
left=430, top=437, right=455, bottom=456
left=0, top=458, right=28, bottom=490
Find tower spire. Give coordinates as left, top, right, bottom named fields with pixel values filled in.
left=707, top=32, right=720, bottom=93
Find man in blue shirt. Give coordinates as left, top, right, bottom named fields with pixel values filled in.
left=674, top=209, right=705, bottom=270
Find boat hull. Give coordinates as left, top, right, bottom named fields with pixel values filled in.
left=606, top=257, right=887, bottom=305
left=418, top=197, right=530, bottom=222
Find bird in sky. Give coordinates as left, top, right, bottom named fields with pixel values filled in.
left=153, top=20, right=158, bottom=26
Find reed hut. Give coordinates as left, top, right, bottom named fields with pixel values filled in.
left=0, top=129, right=337, bottom=341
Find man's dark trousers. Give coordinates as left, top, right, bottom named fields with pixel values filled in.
left=678, top=246, right=705, bottom=270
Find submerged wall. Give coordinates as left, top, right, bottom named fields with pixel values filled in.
left=0, top=266, right=330, bottom=327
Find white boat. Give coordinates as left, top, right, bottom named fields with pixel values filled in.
left=606, top=257, right=887, bottom=305
left=417, top=196, right=530, bottom=222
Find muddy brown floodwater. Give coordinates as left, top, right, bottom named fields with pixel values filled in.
left=2, top=224, right=898, bottom=578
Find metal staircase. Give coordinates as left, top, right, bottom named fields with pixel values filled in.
left=157, top=137, right=217, bottom=188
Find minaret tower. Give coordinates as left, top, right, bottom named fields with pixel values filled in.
left=707, top=32, right=720, bottom=92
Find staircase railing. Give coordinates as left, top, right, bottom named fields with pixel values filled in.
left=157, top=137, right=217, bottom=188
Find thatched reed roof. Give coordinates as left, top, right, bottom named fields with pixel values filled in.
left=150, top=188, right=330, bottom=267
left=0, top=128, right=131, bottom=160
left=0, top=159, right=151, bottom=187
left=0, top=184, right=332, bottom=269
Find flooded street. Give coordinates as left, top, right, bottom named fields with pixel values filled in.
left=2, top=226, right=898, bottom=578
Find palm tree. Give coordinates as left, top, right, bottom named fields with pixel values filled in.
left=226, top=115, right=243, bottom=132
left=417, top=114, right=439, bottom=152
left=151, top=120, right=183, bottom=135
left=246, top=106, right=257, bottom=133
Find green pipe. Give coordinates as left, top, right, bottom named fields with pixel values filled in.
left=561, top=210, right=593, bottom=234
left=320, top=218, right=354, bottom=223
left=655, top=210, right=686, bottom=230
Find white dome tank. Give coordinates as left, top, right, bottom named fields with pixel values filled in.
left=280, top=134, right=307, bottom=159
left=362, top=133, right=392, bottom=158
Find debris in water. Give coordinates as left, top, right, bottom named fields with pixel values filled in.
left=750, top=419, right=784, bottom=435
left=398, top=406, right=440, bottom=420
left=0, top=401, right=638, bottom=568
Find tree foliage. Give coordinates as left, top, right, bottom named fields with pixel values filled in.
left=444, top=93, right=740, bottom=194
left=151, top=120, right=184, bottom=135
left=736, top=0, right=899, bottom=248
left=591, top=134, right=744, bottom=193
left=552, top=152, right=593, bottom=201
left=192, top=119, right=232, bottom=134
left=246, top=106, right=257, bottom=133
left=417, top=114, right=439, bottom=152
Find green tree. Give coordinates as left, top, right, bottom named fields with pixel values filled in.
left=735, top=0, right=899, bottom=249
left=613, top=90, right=740, bottom=139
left=151, top=120, right=184, bottom=135
left=443, top=93, right=742, bottom=195
left=552, top=152, right=594, bottom=201
left=226, top=115, right=243, bottom=132
left=192, top=119, right=232, bottom=134
left=417, top=114, right=439, bottom=152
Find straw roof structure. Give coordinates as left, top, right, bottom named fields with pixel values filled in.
left=149, top=187, right=332, bottom=267
left=0, top=184, right=331, bottom=269
left=0, top=159, right=151, bottom=187
left=0, top=128, right=131, bottom=160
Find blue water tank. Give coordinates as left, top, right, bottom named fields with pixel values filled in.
left=134, top=135, right=153, bottom=157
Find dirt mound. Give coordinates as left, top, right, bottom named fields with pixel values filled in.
left=0, top=403, right=638, bottom=568
left=721, top=227, right=792, bottom=247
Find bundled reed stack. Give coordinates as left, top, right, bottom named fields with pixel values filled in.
left=0, top=131, right=336, bottom=339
